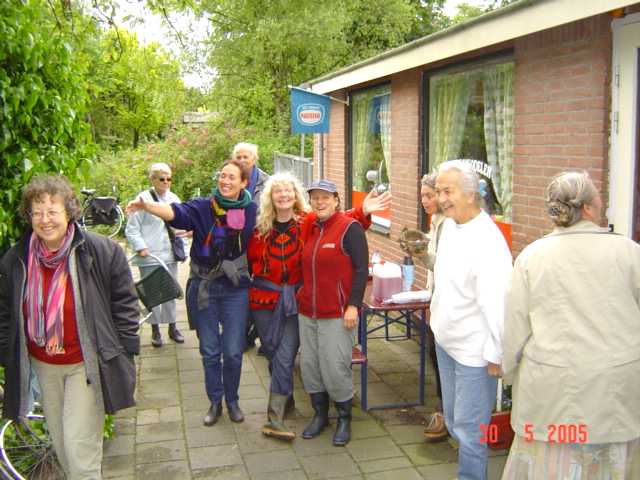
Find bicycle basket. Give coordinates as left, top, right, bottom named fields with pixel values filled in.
left=135, top=265, right=184, bottom=312
left=89, top=197, right=118, bottom=225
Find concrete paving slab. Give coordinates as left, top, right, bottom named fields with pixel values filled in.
left=347, top=437, right=404, bottom=462
left=104, top=434, right=135, bottom=457
left=300, top=452, right=360, bottom=478
left=188, top=444, right=243, bottom=469
left=136, top=439, right=187, bottom=464
left=251, top=470, right=309, bottom=480
left=400, top=442, right=458, bottom=466
left=179, top=369, right=206, bottom=383
left=237, top=430, right=293, bottom=454
left=136, top=421, right=184, bottom=443
left=291, top=432, right=340, bottom=457
left=384, top=424, right=428, bottom=445
left=349, top=420, right=388, bottom=440
left=102, top=454, right=135, bottom=478
left=136, top=406, right=182, bottom=425
left=244, top=449, right=302, bottom=475
left=191, top=465, right=250, bottom=479
left=185, top=424, right=237, bottom=448
left=358, top=456, right=414, bottom=474
left=415, top=462, right=458, bottom=479
left=135, top=461, right=191, bottom=480
left=364, top=467, right=423, bottom=480
left=135, top=391, right=181, bottom=409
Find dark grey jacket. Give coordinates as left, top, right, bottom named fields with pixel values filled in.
left=252, top=167, right=269, bottom=206
left=0, top=227, right=140, bottom=418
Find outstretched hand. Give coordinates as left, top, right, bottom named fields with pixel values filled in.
left=125, top=197, right=146, bottom=216
left=362, top=190, right=392, bottom=216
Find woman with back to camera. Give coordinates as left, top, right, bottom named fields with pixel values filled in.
left=248, top=173, right=390, bottom=441
left=419, top=172, right=448, bottom=442
left=0, top=174, right=139, bottom=479
left=501, top=171, right=640, bottom=479
left=127, top=159, right=257, bottom=426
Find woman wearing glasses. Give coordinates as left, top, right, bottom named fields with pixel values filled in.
left=0, top=174, right=139, bottom=478
left=126, top=159, right=257, bottom=426
left=126, top=163, right=187, bottom=348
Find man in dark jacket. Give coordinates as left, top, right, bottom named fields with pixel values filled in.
left=0, top=174, right=139, bottom=479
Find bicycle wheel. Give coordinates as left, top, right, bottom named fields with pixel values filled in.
left=81, top=204, right=124, bottom=239
left=0, top=414, right=63, bottom=480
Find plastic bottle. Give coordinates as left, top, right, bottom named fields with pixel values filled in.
left=401, top=256, right=415, bottom=292
left=372, top=262, right=402, bottom=302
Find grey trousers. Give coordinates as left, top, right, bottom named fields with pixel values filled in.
left=299, top=314, right=355, bottom=403
left=139, top=263, right=178, bottom=325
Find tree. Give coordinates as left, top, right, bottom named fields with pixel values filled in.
left=88, top=30, right=186, bottom=149
left=192, top=0, right=433, bottom=151
left=0, top=0, right=92, bottom=253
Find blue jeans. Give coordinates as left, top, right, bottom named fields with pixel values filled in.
left=436, top=344, right=497, bottom=480
left=187, top=278, right=248, bottom=405
left=251, top=310, right=299, bottom=396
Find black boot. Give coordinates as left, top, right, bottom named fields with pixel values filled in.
left=227, top=401, right=245, bottom=423
left=168, top=323, right=184, bottom=343
left=302, top=392, right=330, bottom=439
left=151, top=324, right=163, bottom=348
left=262, top=393, right=295, bottom=441
left=333, top=399, right=352, bottom=446
left=203, top=402, right=222, bottom=426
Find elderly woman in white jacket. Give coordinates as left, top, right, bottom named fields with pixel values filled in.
left=126, top=163, right=187, bottom=347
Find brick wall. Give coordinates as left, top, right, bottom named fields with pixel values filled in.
left=512, top=14, right=612, bottom=254
left=316, top=12, right=614, bottom=273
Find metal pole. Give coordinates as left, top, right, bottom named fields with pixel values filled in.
left=300, top=133, right=305, bottom=164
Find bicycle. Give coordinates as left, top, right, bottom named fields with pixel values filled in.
left=0, top=372, right=62, bottom=480
left=79, top=188, right=124, bottom=239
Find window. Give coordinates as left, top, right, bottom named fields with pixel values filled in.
left=428, top=61, right=514, bottom=232
left=350, top=84, right=391, bottom=229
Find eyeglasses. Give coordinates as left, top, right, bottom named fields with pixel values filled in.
left=30, top=210, right=65, bottom=220
left=157, top=177, right=172, bottom=182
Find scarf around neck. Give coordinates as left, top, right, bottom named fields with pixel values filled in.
left=25, top=223, right=76, bottom=355
left=213, top=188, right=252, bottom=210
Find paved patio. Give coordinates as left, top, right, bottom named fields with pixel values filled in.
left=102, top=261, right=508, bottom=479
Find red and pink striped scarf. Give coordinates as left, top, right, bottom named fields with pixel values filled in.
left=25, top=224, right=75, bottom=355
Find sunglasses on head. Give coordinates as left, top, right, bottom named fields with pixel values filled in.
left=158, top=177, right=172, bottom=182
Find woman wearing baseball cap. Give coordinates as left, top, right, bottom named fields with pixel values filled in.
left=297, top=179, right=371, bottom=446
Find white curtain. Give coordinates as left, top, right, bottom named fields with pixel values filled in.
left=429, top=71, right=472, bottom=169
left=483, top=63, right=514, bottom=222
left=378, top=93, right=391, bottom=185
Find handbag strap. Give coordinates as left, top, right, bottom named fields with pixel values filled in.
left=148, top=189, right=176, bottom=241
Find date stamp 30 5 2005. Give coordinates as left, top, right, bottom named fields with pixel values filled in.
left=480, top=423, right=589, bottom=444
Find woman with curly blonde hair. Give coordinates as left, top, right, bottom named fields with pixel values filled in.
left=254, top=173, right=310, bottom=236
left=248, top=173, right=390, bottom=441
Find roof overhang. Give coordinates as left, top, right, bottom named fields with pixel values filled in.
left=307, top=0, right=635, bottom=94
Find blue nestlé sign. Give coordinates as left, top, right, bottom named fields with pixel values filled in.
left=290, top=87, right=331, bottom=134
